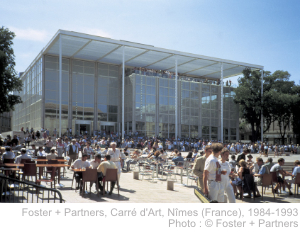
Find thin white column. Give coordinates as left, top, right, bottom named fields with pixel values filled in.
left=122, top=46, right=125, bottom=140
left=261, top=69, right=264, bottom=142
left=59, top=34, right=62, bottom=137
left=220, top=62, right=224, bottom=143
left=175, top=56, right=178, bottom=139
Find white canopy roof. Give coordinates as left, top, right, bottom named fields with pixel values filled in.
left=38, top=30, right=263, bottom=79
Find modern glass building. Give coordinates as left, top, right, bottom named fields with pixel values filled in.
left=12, top=30, right=264, bottom=141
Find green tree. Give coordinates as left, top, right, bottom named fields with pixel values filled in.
left=0, top=26, right=23, bottom=114
left=290, top=85, right=300, bottom=143
left=233, top=68, right=298, bottom=143
left=266, top=71, right=298, bottom=144
left=233, top=68, right=272, bottom=142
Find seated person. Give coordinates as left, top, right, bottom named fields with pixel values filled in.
left=126, top=149, right=140, bottom=171
left=232, top=159, right=261, bottom=198
left=90, top=154, right=101, bottom=169
left=159, top=149, right=168, bottom=161
left=172, top=152, right=184, bottom=166
left=97, top=154, right=117, bottom=195
left=2, top=147, right=15, bottom=159
left=286, top=160, right=300, bottom=185
left=15, top=148, right=31, bottom=164
left=30, top=144, right=38, bottom=157
left=270, top=158, right=293, bottom=195
left=264, top=157, right=274, bottom=171
left=147, top=148, right=156, bottom=158
left=37, top=146, right=46, bottom=157
left=46, top=148, right=58, bottom=160
left=71, top=154, right=90, bottom=191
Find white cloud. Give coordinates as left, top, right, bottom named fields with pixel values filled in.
left=10, top=27, right=49, bottom=42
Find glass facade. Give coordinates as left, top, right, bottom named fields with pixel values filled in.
left=12, top=58, right=43, bottom=131
left=12, top=55, right=238, bottom=140
left=45, top=56, right=69, bottom=134
left=181, top=81, right=199, bottom=138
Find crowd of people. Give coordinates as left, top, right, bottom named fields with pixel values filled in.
left=1, top=132, right=300, bottom=201
left=131, top=67, right=233, bottom=86
left=193, top=144, right=300, bottom=203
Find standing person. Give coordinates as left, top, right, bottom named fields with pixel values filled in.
left=45, top=137, right=54, bottom=153
left=219, top=148, right=236, bottom=203
left=56, top=138, right=65, bottom=157
left=192, top=145, right=212, bottom=190
left=83, top=142, right=95, bottom=159
left=67, top=139, right=79, bottom=167
left=107, top=142, right=122, bottom=186
left=53, top=128, right=57, bottom=138
left=25, top=135, right=31, bottom=148
left=203, top=143, right=225, bottom=202
left=43, top=131, right=47, bottom=142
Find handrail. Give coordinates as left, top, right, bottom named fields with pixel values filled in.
left=0, top=174, right=64, bottom=203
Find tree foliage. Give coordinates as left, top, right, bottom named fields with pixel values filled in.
left=0, top=26, right=23, bottom=114
left=234, top=68, right=299, bottom=143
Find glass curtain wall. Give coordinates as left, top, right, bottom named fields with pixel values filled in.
left=223, top=86, right=238, bottom=142
left=12, top=58, right=43, bottom=131
left=159, top=78, right=175, bottom=138
left=44, top=56, right=69, bottom=134
left=72, top=60, right=94, bottom=133
left=97, top=63, right=119, bottom=130
left=135, top=74, right=156, bottom=137
left=180, top=81, right=199, bottom=138
left=201, top=84, right=220, bottom=140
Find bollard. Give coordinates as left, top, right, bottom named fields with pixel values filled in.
left=167, top=180, right=175, bottom=190
left=133, top=171, right=139, bottom=180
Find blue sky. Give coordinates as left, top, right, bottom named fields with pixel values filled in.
left=1, top=0, right=299, bottom=85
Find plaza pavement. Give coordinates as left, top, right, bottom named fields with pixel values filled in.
left=54, top=151, right=300, bottom=203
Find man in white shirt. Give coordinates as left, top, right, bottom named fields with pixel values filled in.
left=203, top=143, right=225, bottom=202
left=15, top=148, right=32, bottom=164
left=71, top=154, right=90, bottom=190
left=2, top=147, right=15, bottom=159
left=90, top=155, right=101, bottom=169
left=107, top=142, right=122, bottom=185
left=46, top=148, right=58, bottom=160
left=37, top=146, right=46, bottom=157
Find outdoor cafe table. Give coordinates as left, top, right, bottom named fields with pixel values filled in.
left=0, top=167, right=20, bottom=178
left=0, top=163, right=69, bottom=186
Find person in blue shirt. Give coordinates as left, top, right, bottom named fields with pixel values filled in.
left=286, top=160, right=300, bottom=185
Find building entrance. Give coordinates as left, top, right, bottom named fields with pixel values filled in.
left=75, top=124, right=91, bottom=135
left=101, top=125, right=115, bottom=134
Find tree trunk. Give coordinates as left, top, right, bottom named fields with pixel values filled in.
left=251, top=122, right=255, bottom=142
